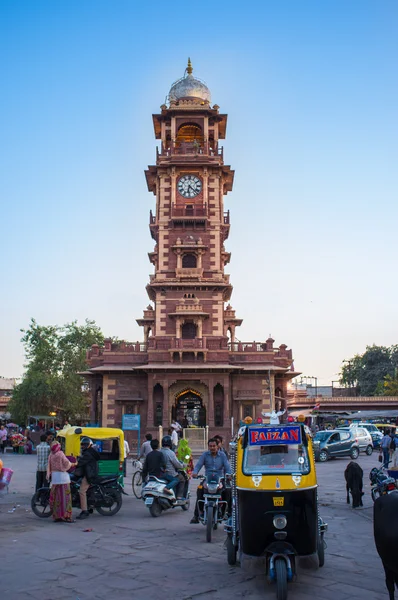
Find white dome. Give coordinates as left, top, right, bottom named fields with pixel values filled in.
left=168, top=59, right=211, bottom=104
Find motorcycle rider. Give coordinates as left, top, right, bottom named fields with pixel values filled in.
left=161, top=435, right=185, bottom=497
left=190, top=437, right=232, bottom=524
left=74, top=437, right=100, bottom=520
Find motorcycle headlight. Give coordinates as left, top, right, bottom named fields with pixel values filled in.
left=207, top=484, right=218, bottom=494
left=273, top=515, right=287, bottom=530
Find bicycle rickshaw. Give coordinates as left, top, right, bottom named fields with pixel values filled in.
left=225, top=420, right=327, bottom=600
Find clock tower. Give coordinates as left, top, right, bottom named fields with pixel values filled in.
left=86, top=60, right=296, bottom=446
left=141, top=58, right=238, bottom=359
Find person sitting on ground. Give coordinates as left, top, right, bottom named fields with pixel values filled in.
left=140, top=433, right=153, bottom=459
left=142, top=439, right=167, bottom=481
left=160, top=435, right=185, bottom=497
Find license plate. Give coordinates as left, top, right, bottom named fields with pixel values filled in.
left=273, top=497, right=284, bottom=507
left=145, top=497, right=154, bottom=505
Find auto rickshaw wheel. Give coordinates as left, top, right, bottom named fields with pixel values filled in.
left=206, top=505, right=214, bottom=543
left=226, top=535, right=237, bottom=565
left=318, top=533, right=325, bottom=567
left=275, top=558, right=288, bottom=600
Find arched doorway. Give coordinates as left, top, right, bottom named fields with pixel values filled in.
left=172, top=389, right=206, bottom=427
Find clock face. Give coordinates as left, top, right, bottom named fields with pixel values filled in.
left=177, top=175, right=202, bottom=198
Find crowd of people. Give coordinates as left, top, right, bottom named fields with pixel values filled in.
left=138, top=420, right=232, bottom=522
left=35, top=432, right=101, bottom=523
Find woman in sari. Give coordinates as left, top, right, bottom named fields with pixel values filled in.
left=47, top=442, right=73, bottom=522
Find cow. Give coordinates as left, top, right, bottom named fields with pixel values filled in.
left=374, top=492, right=398, bottom=599
left=344, top=461, right=364, bottom=508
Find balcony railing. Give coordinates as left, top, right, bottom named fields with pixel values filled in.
left=172, top=205, right=207, bottom=218
left=228, top=342, right=292, bottom=359
left=157, top=142, right=223, bottom=160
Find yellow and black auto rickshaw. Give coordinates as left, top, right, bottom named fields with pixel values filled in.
left=225, top=421, right=327, bottom=600
left=57, top=426, right=125, bottom=483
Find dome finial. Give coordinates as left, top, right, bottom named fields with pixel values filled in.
left=187, top=57, right=193, bottom=75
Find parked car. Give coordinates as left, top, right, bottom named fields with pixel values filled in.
left=355, top=423, right=383, bottom=449
left=313, top=430, right=360, bottom=462
left=337, top=426, right=373, bottom=455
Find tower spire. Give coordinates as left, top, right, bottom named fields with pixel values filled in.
left=187, top=57, right=193, bottom=75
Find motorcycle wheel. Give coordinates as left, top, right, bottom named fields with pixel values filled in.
left=31, top=488, right=52, bottom=518
left=149, top=499, right=162, bottom=517
left=96, top=490, right=122, bottom=516
left=206, top=505, right=213, bottom=543
left=275, top=558, right=288, bottom=600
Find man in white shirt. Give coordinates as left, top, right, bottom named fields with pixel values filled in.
left=170, top=427, right=179, bottom=451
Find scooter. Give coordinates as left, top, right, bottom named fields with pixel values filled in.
left=142, top=470, right=190, bottom=517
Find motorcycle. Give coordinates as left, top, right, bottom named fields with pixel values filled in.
left=31, top=474, right=125, bottom=518
left=142, top=470, right=190, bottom=517
left=369, top=467, right=398, bottom=502
left=198, top=472, right=229, bottom=543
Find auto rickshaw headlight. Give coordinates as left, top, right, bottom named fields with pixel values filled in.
left=273, top=515, right=287, bottom=530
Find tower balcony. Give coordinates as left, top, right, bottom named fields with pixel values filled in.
left=156, top=141, right=223, bottom=164
left=171, top=205, right=207, bottom=218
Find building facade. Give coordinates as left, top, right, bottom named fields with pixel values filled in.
left=85, top=61, right=297, bottom=442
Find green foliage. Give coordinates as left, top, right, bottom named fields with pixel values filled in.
left=339, top=345, right=398, bottom=396
left=382, top=373, right=398, bottom=396
left=8, top=318, right=104, bottom=424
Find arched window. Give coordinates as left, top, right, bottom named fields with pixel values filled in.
left=182, top=254, right=197, bottom=268
left=176, top=123, right=203, bottom=144
left=182, top=322, right=197, bottom=339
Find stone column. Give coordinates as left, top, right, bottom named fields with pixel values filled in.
left=223, top=378, right=230, bottom=427
left=162, top=380, right=169, bottom=427
left=147, top=377, right=154, bottom=428
left=208, top=380, right=214, bottom=428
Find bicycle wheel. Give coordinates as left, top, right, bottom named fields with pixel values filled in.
left=132, top=470, right=143, bottom=499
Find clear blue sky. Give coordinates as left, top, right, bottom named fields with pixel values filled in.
left=1, top=0, right=397, bottom=384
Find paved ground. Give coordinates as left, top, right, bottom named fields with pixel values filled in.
left=0, top=451, right=389, bottom=600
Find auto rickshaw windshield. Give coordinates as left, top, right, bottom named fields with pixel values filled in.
left=243, top=443, right=311, bottom=475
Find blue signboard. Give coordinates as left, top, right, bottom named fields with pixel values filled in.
left=122, top=414, right=141, bottom=431
left=248, top=425, right=302, bottom=446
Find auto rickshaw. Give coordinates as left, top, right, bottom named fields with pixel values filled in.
left=225, top=421, right=327, bottom=600
left=57, top=427, right=125, bottom=483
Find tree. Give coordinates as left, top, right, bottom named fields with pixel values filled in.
left=8, top=319, right=104, bottom=424
left=339, top=345, right=398, bottom=396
